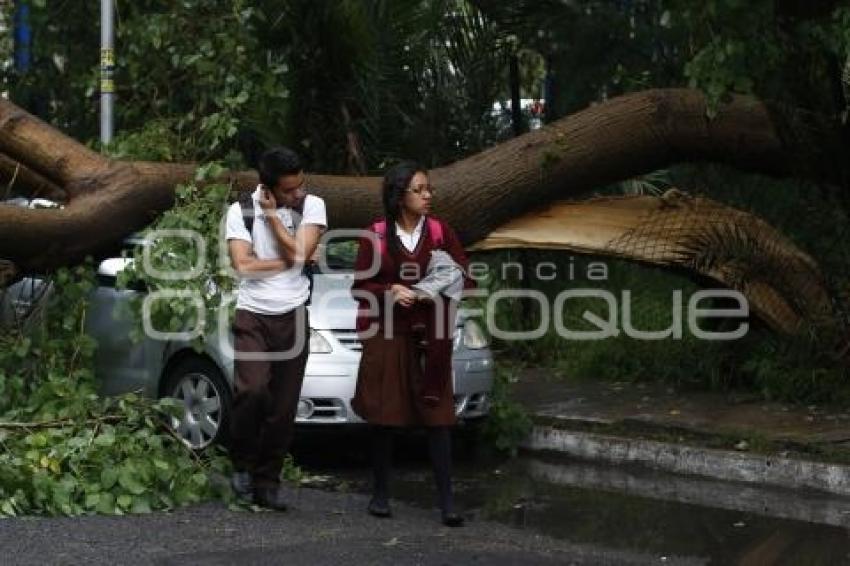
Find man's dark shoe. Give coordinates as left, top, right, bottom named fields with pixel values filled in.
left=230, top=471, right=253, bottom=500
left=441, top=511, right=464, bottom=527
left=367, top=497, right=392, bottom=518
left=253, top=485, right=289, bottom=511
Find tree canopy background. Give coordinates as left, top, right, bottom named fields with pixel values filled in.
left=2, top=0, right=849, bottom=401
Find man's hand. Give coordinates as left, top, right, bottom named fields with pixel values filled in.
left=391, top=284, right=416, bottom=307
left=258, top=188, right=277, bottom=213
left=310, top=243, right=325, bottom=264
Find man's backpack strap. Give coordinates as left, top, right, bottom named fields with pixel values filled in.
left=238, top=189, right=255, bottom=237
left=291, top=199, right=313, bottom=306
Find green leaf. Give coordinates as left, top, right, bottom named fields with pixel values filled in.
left=14, top=338, right=31, bottom=358
left=84, top=493, right=101, bottom=509
left=117, top=494, right=133, bottom=510
left=131, top=495, right=153, bottom=514
left=93, top=431, right=116, bottom=447
left=0, top=500, right=16, bottom=517
left=96, top=493, right=117, bottom=515
left=101, top=468, right=119, bottom=490
left=119, top=468, right=147, bottom=496
left=29, top=433, right=49, bottom=448
left=190, top=472, right=208, bottom=488
left=153, top=459, right=173, bottom=482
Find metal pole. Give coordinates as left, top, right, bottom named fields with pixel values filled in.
left=100, top=0, right=114, bottom=146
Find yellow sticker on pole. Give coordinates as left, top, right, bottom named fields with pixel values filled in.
left=100, top=49, right=114, bottom=67
left=101, top=48, right=115, bottom=93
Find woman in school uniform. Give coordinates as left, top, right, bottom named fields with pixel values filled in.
left=350, top=160, right=473, bottom=527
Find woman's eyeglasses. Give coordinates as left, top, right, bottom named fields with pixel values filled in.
left=407, top=185, right=436, bottom=196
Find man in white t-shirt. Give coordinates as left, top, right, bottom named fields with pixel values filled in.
left=224, top=147, right=327, bottom=511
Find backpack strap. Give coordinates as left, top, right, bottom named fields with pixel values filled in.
left=238, top=189, right=255, bottom=238
left=370, top=217, right=443, bottom=255
left=427, top=217, right=443, bottom=248
left=371, top=219, right=388, bottom=256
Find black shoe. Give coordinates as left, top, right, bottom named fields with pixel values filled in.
left=253, top=485, right=289, bottom=511
left=230, top=471, right=253, bottom=500
left=368, top=498, right=392, bottom=518
left=441, top=511, right=464, bottom=527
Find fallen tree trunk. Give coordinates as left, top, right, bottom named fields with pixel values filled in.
left=0, top=88, right=844, bottom=274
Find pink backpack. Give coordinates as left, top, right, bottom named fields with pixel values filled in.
left=371, top=217, right=443, bottom=255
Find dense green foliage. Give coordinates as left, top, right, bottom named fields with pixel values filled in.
left=2, top=1, right=524, bottom=169
left=6, top=1, right=850, bottom=168
left=116, top=163, right=237, bottom=346
left=0, top=265, right=228, bottom=517
left=474, top=1, right=850, bottom=120
left=3, top=0, right=850, bottom=481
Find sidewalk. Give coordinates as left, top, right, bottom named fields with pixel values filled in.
left=512, top=368, right=850, bottom=496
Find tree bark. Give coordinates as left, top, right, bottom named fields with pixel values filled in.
left=0, top=154, right=65, bottom=201
left=0, top=88, right=844, bottom=275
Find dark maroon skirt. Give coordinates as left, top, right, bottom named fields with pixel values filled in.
left=351, top=333, right=456, bottom=427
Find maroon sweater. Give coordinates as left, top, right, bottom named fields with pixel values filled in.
left=351, top=216, right=474, bottom=335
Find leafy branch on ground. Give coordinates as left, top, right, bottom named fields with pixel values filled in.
left=0, top=263, right=229, bottom=517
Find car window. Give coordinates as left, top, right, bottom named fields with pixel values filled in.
left=0, top=277, right=51, bottom=327
left=315, top=239, right=358, bottom=273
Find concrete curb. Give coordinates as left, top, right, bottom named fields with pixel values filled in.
left=524, top=424, right=850, bottom=497
left=527, top=458, right=850, bottom=528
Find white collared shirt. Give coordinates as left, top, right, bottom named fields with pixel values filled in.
left=396, top=215, right=426, bottom=253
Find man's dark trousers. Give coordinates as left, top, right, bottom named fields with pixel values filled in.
left=229, top=305, right=309, bottom=487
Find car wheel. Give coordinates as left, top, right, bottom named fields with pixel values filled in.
left=163, top=357, right=232, bottom=450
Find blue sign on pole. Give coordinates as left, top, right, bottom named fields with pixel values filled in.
left=14, top=2, right=32, bottom=73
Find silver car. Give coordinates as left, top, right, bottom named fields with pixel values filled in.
left=3, top=238, right=494, bottom=449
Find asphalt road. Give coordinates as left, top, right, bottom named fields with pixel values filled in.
left=0, top=485, right=693, bottom=566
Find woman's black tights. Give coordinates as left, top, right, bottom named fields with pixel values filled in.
left=370, top=426, right=393, bottom=506
left=371, top=425, right=455, bottom=514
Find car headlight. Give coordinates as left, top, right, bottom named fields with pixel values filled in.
left=310, top=329, right=332, bottom=354
left=461, top=319, right=489, bottom=350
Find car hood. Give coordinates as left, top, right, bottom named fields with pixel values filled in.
left=306, top=271, right=476, bottom=331
left=308, top=272, right=358, bottom=330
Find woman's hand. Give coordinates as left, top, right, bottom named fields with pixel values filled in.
left=390, top=284, right=416, bottom=307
